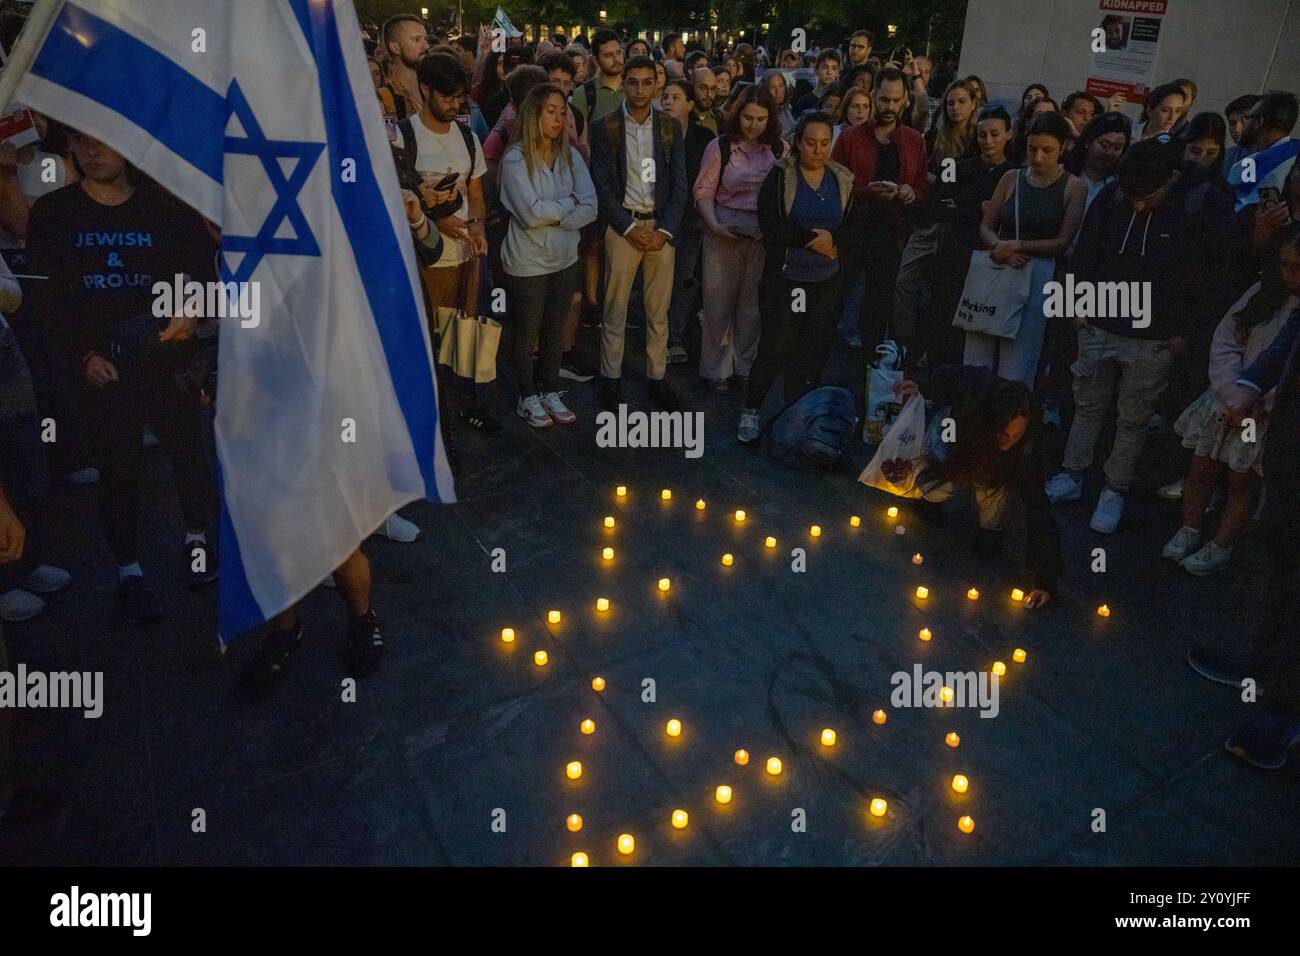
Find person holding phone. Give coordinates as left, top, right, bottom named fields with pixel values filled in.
left=695, top=83, right=786, bottom=393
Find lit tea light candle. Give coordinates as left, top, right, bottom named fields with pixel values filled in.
left=596, top=597, right=610, bottom=612
left=916, top=586, right=929, bottom=599
left=602, top=547, right=614, bottom=561
left=850, top=515, right=861, bottom=527
left=661, top=489, right=672, bottom=501
left=951, top=774, right=969, bottom=794
left=666, top=718, right=682, bottom=737
left=715, top=785, right=733, bottom=804
left=721, top=553, right=734, bottom=566
left=591, top=676, right=606, bottom=692
left=734, top=749, right=749, bottom=765
left=820, top=728, right=837, bottom=747
left=1097, top=604, right=1110, bottom=617
left=946, top=732, right=960, bottom=748
left=567, top=813, right=583, bottom=831
left=966, top=587, right=980, bottom=601
left=695, top=498, right=706, bottom=510
left=919, top=627, right=932, bottom=641
left=912, top=553, right=924, bottom=565
left=735, top=509, right=746, bottom=522
left=615, top=485, right=627, bottom=498
left=580, top=718, right=595, bottom=735
left=548, top=610, right=561, bottom=624
left=869, top=798, right=888, bottom=818
left=603, top=515, right=615, bottom=528
left=566, top=761, right=582, bottom=779
left=671, top=809, right=689, bottom=830
left=958, top=815, right=974, bottom=834
left=887, top=506, right=899, bottom=519
left=765, top=536, right=777, bottom=549
left=571, top=851, right=589, bottom=866
left=1010, top=587, right=1025, bottom=602
left=1013, top=648, right=1027, bottom=663
left=500, top=627, right=515, bottom=644
left=617, top=833, right=635, bottom=855
left=766, top=756, right=782, bottom=776
left=940, top=686, right=954, bottom=704
left=658, top=577, right=671, bottom=592
left=811, top=525, right=822, bottom=537
left=534, top=650, right=549, bottom=666
left=991, top=661, right=1006, bottom=677
left=873, top=709, right=887, bottom=725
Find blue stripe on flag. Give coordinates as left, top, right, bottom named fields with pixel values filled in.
left=30, top=3, right=226, bottom=182
left=288, top=0, right=442, bottom=502
left=215, top=455, right=262, bottom=640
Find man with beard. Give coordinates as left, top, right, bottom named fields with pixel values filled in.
left=378, top=14, right=430, bottom=121
left=831, top=66, right=928, bottom=355
left=691, top=66, right=725, bottom=135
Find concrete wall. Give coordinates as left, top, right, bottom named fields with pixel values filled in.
left=959, top=0, right=1299, bottom=116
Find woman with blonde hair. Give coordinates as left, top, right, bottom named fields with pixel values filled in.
left=498, top=83, right=598, bottom=427
left=926, top=78, right=981, bottom=167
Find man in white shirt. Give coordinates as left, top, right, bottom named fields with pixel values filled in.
left=589, top=56, right=688, bottom=411
left=394, top=53, right=497, bottom=431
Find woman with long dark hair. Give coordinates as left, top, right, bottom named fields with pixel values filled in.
left=1178, top=111, right=1232, bottom=197
left=695, top=83, right=786, bottom=392
left=890, top=365, right=1063, bottom=606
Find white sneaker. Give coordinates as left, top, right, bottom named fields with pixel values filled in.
left=539, top=391, right=576, bottom=425
left=1089, top=488, right=1125, bottom=534
left=66, top=466, right=100, bottom=485
left=381, top=513, right=420, bottom=543
left=1180, top=541, right=1233, bottom=576
left=0, top=588, right=46, bottom=622
left=19, top=564, right=71, bottom=594
left=517, top=395, right=553, bottom=428
left=1044, top=472, right=1083, bottom=504
left=1161, top=526, right=1202, bottom=561
left=738, top=409, right=761, bottom=444
left=1157, top=477, right=1185, bottom=500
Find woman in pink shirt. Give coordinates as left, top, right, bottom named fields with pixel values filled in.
left=694, top=84, right=787, bottom=391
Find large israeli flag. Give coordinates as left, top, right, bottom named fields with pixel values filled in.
left=3, top=0, right=455, bottom=639
left=1228, top=136, right=1300, bottom=212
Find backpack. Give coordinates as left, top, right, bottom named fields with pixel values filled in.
left=767, top=386, right=859, bottom=470
left=380, top=82, right=408, bottom=121
left=390, top=116, right=479, bottom=220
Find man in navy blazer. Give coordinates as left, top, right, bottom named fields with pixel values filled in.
left=589, top=55, right=687, bottom=411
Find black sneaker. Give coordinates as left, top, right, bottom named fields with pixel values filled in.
left=184, top=538, right=218, bottom=587
left=1224, top=712, right=1300, bottom=770
left=580, top=303, right=602, bottom=329
left=647, top=377, right=681, bottom=412
left=597, top=376, right=623, bottom=411
left=345, top=608, right=384, bottom=677
left=460, top=408, right=502, bottom=434
left=559, top=352, right=597, bottom=383
left=117, top=575, right=161, bottom=624
left=238, top=623, right=304, bottom=702
left=1187, top=645, right=1254, bottom=688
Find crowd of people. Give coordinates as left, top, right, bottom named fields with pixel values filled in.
left=0, top=12, right=1298, bottom=780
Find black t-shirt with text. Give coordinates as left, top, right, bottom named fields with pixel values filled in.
left=27, top=181, right=213, bottom=363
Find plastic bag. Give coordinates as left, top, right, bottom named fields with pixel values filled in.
left=859, top=393, right=926, bottom=498
left=864, top=339, right=905, bottom=444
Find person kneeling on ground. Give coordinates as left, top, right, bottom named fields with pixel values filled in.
left=894, top=365, right=1063, bottom=607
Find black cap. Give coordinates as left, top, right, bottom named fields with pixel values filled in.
left=1117, top=134, right=1180, bottom=198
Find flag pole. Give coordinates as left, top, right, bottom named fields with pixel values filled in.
left=0, top=0, right=68, bottom=115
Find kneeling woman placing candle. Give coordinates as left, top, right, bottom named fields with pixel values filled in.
left=884, top=365, right=1063, bottom=608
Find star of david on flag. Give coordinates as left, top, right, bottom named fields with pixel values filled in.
left=4, top=0, right=455, bottom=640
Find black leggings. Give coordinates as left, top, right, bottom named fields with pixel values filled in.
left=82, top=355, right=212, bottom=566
left=503, top=262, right=580, bottom=397
left=745, top=271, right=842, bottom=409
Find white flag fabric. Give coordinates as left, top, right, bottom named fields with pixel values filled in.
left=11, top=0, right=455, bottom=639
left=492, top=6, right=523, bottom=39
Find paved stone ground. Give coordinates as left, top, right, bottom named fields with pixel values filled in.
left=2, top=329, right=1296, bottom=867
